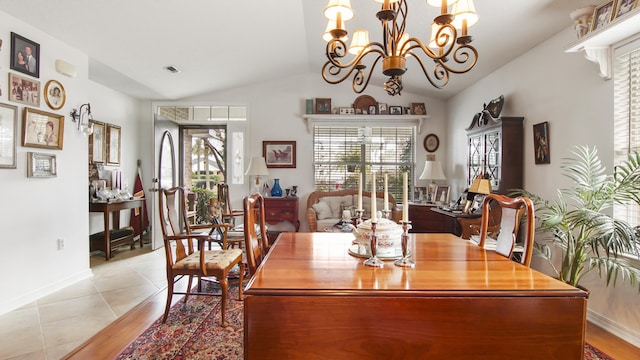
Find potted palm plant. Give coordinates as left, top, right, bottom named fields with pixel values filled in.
left=518, top=145, right=640, bottom=290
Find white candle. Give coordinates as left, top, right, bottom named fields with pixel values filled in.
left=358, top=172, right=363, bottom=210
left=402, top=171, right=409, bottom=222
left=371, top=171, right=377, bottom=223
left=383, top=173, right=389, bottom=211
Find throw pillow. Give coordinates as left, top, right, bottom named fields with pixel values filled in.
left=312, top=201, right=332, bottom=220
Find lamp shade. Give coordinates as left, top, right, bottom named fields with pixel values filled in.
left=245, top=157, right=269, bottom=176
left=469, top=177, right=491, bottom=194
left=323, top=19, right=348, bottom=42
left=324, top=0, right=354, bottom=21
left=419, top=160, right=446, bottom=180
left=426, top=0, right=459, bottom=8
left=349, top=30, right=370, bottom=55
left=451, top=0, right=478, bottom=29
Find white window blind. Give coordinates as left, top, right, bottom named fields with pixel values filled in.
left=613, top=44, right=640, bottom=226
left=313, top=125, right=415, bottom=201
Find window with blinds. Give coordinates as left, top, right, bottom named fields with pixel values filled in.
left=613, top=42, right=640, bottom=226
left=313, top=125, right=415, bottom=202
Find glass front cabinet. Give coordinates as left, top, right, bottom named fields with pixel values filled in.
left=466, top=116, right=524, bottom=194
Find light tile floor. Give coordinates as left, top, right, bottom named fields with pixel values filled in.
left=0, top=243, right=166, bottom=360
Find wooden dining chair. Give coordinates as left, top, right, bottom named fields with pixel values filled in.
left=208, top=197, right=244, bottom=250
left=475, top=193, right=535, bottom=267
left=158, top=186, right=244, bottom=325
left=243, top=193, right=269, bottom=276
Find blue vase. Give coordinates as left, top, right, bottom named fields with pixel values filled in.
left=271, top=179, right=283, bottom=197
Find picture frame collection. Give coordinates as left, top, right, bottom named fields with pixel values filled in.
left=1, top=31, right=121, bottom=178
left=311, top=96, right=428, bottom=116
left=590, top=0, right=638, bottom=33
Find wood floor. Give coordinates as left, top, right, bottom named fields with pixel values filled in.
left=64, top=283, right=640, bottom=360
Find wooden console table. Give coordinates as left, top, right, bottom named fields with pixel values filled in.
left=90, top=198, right=145, bottom=260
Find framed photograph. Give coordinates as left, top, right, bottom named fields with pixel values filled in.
left=22, top=107, right=64, bottom=150
left=89, top=120, right=106, bottom=163
left=613, top=0, right=638, bottom=19
left=389, top=106, right=403, bottom=115
left=44, top=80, right=66, bottom=110
left=413, top=186, right=427, bottom=202
left=592, top=1, right=615, bottom=31
left=0, top=103, right=18, bottom=169
left=423, top=133, right=440, bottom=152
left=435, top=185, right=451, bottom=204
left=533, top=122, right=550, bottom=164
left=27, top=152, right=56, bottom=178
left=263, top=140, right=296, bottom=168
left=107, top=124, right=121, bottom=165
left=412, top=103, right=427, bottom=115
left=315, top=98, right=332, bottom=114
left=378, top=103, right=388, bottom=115
left=10, top=32, right=40, bottom=78
left=9, top=72, right=40, bottom=107
left=339, top=107, right=355, bottom=115
left=368, top=105, right=377, bottom=115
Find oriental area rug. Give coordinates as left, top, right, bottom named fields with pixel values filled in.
left=117, top=283, right=612, bottom=360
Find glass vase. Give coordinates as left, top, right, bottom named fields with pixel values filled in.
left=271, top=179, right=283, bottom=197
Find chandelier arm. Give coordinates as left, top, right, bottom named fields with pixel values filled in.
left=407, top=54, right=449, bottom=89
left=352, top=55, right=385, bottom=94
left=445, top=45, right=479, bottom=74
left=322, top=42, right=386, bottom=86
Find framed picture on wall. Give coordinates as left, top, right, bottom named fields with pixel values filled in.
left=107, top=124, right=121, bottom=165
left=9, top=73, right=40, bottom=107
left=43, top=80, right=66, bottom=110
left=0, top=103, right=18, bottom=169
left=27, top=152, right=56, bottom=178
left=263, top=141, right=296, bottom=168
left=10, top=32, right=40, bottom=78
left=89, top=120, right=106, bottom=163
left=22, top=107, right=64, bottom=150
left=533, top=121, right=550, bottom=164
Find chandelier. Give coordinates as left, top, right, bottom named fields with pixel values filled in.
left=322, top=0, right=479, bottom=96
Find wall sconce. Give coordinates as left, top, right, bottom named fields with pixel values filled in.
left=70, top=103, right=94, bottom=135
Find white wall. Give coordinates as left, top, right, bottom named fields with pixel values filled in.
left=0, top=11, right=144, bottom=315
left=446, top=26, right=640, bottom=345
left=181, top=73, right=447, bottom=230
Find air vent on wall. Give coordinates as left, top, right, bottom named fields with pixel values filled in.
left=164, top=65, right=181, bottom=73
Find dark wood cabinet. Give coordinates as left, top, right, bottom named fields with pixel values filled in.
left=467, top=116, right=524, bottom=194
left=408, top=203, right=456, bottom=234
left=263, top=197, right=300, bottom=242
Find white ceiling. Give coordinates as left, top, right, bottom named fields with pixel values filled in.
left=0, top=0, right=596, bottom=101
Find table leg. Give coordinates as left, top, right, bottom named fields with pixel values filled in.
left=103, top=210, right=111, bottom=261
left=138, top=205, right=144, bottom=247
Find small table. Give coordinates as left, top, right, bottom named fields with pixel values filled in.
left=89, top=198, right=145, bottom=260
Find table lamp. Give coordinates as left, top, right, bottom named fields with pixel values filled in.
left=464, top=176, right=492, bottom=213
left=245, top=156, right=269, bottom=194
left=418, top=159, right=446, bottom=203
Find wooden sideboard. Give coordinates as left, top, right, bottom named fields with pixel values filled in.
left=263, top=197, right=299, bottom=242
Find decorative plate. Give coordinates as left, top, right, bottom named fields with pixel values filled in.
left=424, top=134, right=439, bottom=152
left=353, top=95, right=377, bottom=115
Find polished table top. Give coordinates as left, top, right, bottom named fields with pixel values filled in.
left=245, top=232, right=585, bottom=297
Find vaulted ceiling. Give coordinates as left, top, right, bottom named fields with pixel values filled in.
left=0, top=0, right=596, bottom=100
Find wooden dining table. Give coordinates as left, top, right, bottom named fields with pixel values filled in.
left=243, top=232, right=588, bottom=359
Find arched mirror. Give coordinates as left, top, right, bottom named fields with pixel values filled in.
left=158, top=131, right=175, bottom=189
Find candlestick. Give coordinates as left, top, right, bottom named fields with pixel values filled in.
left=371, top=171, right=377, bottom=223
left=394, top=221, right=415, bottom=267
left=402, top=172, right=409, bottom=222
left=363, top=221, right=384, bottom=267
left=358, top=172, right=363, bottom=210
left=383, top=173, right=389, bottom=211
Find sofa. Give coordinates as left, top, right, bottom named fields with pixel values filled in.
left=306, top=189, right=401, bottom=232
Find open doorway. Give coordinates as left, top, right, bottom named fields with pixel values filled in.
left=180, top=126, right=227, bottom=225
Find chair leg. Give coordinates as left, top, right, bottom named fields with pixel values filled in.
left=219, top=275, right=229, bottom=326
left=184, top=275, right=194, bottom=303
left=238, top=262, right=244, bottom=301
left=162, top=277, right=175, bottom=323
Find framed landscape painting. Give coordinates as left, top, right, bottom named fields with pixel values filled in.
left=263, top=141, right=296, bottom=168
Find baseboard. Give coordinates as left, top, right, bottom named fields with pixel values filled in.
left=0, top=269, right=93, bottom=316
left=588, top=309, right=640, bottom=348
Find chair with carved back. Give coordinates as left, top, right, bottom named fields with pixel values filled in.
left=158, top=186, right=244, bottom=325
left=215, top=183, right=245, bottom=249
left=474, top=193, right=535, bottom=267
left=243, top=193, right=269, bottom=276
